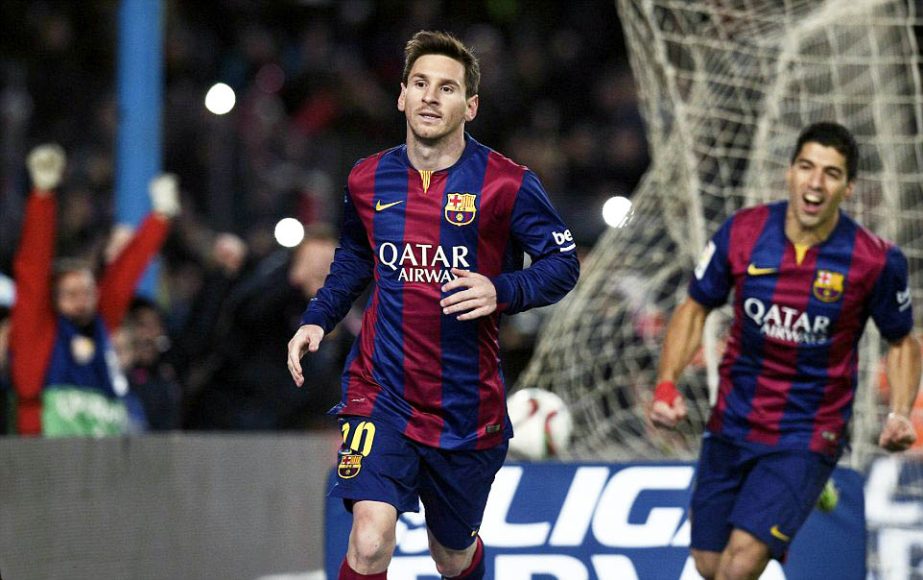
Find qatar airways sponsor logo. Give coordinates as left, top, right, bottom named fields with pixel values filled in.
left=744, top=297, right=830, bottom=344
left=378, top=242, right=470, bottom=284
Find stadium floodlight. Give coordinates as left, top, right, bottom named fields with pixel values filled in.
left=204, top=83, right=236, bottom=115
left=602, top=196, right=633, bottom=228
left=274, top=217, right=305, bottom=248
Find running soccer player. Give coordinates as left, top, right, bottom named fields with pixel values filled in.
left=650, top=121, right=921, bottom=579
left=287, top=30, right=579, bottom=580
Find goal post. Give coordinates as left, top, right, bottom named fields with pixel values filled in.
left=516, top=0, right=923, bottom=468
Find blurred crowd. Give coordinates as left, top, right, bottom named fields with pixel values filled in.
left=0, top=0, right=648, bottom=434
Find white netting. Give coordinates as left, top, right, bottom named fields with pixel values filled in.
left=517, top=0, right=923, bottom=468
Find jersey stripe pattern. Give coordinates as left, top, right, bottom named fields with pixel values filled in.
left=689, top=201, right=913, bottom=455
left=302, top=135, right=579, bottom=450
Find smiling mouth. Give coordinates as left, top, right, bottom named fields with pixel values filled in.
left=802, top=192, right=823, bottom=213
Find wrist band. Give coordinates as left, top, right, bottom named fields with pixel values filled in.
left=654, top=380, right=680, bottom=405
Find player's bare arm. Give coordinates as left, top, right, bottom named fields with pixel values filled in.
left=287, top=323, right=325, bottom=387
left=879, top=332, right=922, bottom=451
left=440, top=268, right=497, bottom=321
left=651, top=297, right=710, bottom=428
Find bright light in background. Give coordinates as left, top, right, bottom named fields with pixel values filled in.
left=602, top=195, right=633, bottom=228
left=274, top=218, right=305, bottom=248
left=205, top=83, right=236, bottom=115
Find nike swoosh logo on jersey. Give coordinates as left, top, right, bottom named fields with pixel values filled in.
left=375, top=200, right=404, bottom=211
left=770, top=525, right=791, bottom=542
left=747, top=264, right=778, bottom=276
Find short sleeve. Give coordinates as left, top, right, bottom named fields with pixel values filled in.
left=688, top=217, right=733, bottom=309
left=870, top=244, right=914, bottom=342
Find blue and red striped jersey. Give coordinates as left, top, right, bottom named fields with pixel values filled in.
left=302, top=135, right=579, bottom=450
left=689, top=201, right=913, bottom=455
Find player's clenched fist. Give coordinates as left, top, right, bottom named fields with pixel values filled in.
left=879, top=412, right=917, bottom=452
left=650, top=380, right=688, bottom=429
left=287, top=324, right=325, bottom=387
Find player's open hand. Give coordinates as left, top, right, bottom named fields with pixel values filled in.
left=650, top=381, right=688, bottom=429
left=879, top=412, right=917, bottom=452
left=440, top=268, right=497, bottom=321
left=287, top=324, right=325, bottom=387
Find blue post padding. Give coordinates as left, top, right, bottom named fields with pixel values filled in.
left=115, top=0, right=163, bottom=296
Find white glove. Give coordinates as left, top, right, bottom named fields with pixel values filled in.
left=26, top=144, right=67, bottom=192
left=149, top=173, right=180, bottom=218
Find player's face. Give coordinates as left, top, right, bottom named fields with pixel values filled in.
left=398, top=54, right=478, bottom=145
left=55, top=269, right=99, bottom=326
left=130, top=306, right=167, bottom=366
left=786, top=142, right=854, bottom=234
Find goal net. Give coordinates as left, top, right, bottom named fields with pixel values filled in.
left=517, top=0, right=923, bottom=468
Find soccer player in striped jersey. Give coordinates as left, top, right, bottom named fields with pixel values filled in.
left=650, top=121, right=921, bottom=579
left=287, top=30, right=579, bottom=580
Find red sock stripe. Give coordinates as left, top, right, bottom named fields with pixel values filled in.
left=454, top=536, right=484, bottom=578
left=338, top=558, right=387, bottom=580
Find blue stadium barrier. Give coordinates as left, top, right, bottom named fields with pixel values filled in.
left=325, top=462, right=866, bottom=579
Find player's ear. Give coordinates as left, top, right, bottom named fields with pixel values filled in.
left=843, top=179, right=855, bottom=199
left=465, top=94, right=478, bottom=122
left=397, top=84, right=407, bottom=112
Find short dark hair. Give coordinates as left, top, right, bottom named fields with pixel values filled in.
left=129, top=295, right=163, bottom=318
left=52, top=257, right=95, bottom=288
left=791, top=121, right=859, bottom=182
left=402, top=30, right=480, bottom=97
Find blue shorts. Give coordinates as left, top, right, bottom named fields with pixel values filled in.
left=331, top=416, right=508, bottom=550
left=690, top=434, right=838, bottom=560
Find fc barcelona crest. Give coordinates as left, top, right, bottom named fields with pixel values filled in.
left=337, top=452, right=363, bottom=479
left=445, top=192, right=477, bottom=226
left=813, top=270, right=845, bottom=303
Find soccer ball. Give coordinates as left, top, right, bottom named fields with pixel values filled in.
left=507, top=388, right=573, bottom=460
left=816, top=478, right=839, bottom=513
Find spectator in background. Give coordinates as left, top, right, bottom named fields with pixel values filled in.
left=0, top=306, right=11, bottom=435
left=181, top=224, right=347, bottom=430
left=0, top=274, right=14, bottom=434
left=10, top=144, right=181, bottom=436
left=122, top=297, right=183, bottom=431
